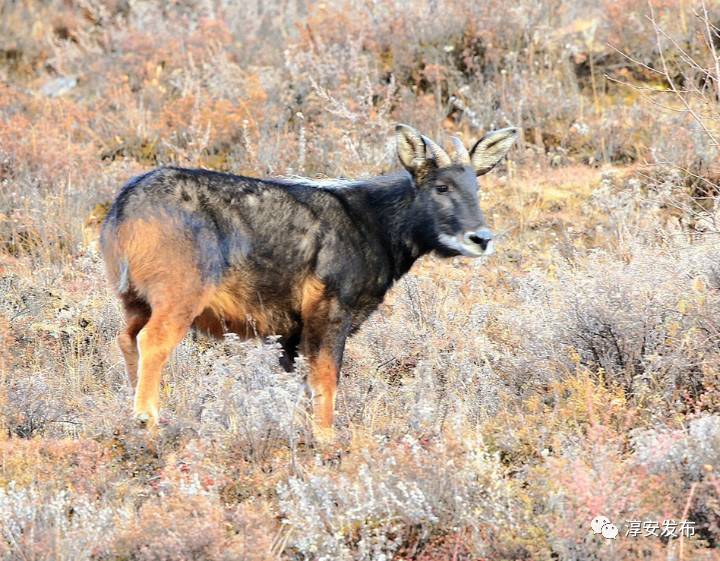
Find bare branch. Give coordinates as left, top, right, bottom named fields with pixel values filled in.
left=701, top=0, right=720, bottom=103
left=649, top=3, right=719, bottom=147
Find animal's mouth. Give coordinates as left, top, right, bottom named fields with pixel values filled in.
left=438, top=232, right=494, bottom=258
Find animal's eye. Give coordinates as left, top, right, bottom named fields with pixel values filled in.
left=435, top=184, right=449, bottom=193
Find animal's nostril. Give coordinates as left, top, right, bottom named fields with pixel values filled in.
left=467, top=231, right=493, bottom=250
left=468, top=234, right=484, bottom=247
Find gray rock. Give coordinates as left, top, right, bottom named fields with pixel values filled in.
left=40, top=76, right=77, bottom=98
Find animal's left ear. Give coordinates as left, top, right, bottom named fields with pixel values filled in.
left=469, top=127, right=519, bottom=176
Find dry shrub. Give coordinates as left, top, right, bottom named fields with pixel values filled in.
left=278, top=436, right=518, bottom=561
left=499, top=239, right=720, bottom=405
left=343, top=268, right=504, bottom=436
left=110, top=465, right=278, bottom=561
left=632, top=415, right=720, bottom=545
left=152, top=334, right=309, bottom=465
left=0, top=484, right=119, bottom=561
left=0, top=265, right=120, bottom=439
left=0, top=439, right=112, bottom=493
left=633, top=415, right=720, bottom=481
left=111, top=494, right=226, bottom=561
left=533, top=439, right=694, bottom=560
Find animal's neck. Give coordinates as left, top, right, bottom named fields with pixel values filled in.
left=348, top=171, right=432, bottom=280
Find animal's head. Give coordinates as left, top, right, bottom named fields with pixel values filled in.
left=395, top=124, right=518, bottom=257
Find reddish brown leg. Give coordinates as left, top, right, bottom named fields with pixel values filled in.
left=300, top=277, right=351, bottom=437
left=307, top=349, right=341, bottom=429
left=133, top=298, right=205, bottom=427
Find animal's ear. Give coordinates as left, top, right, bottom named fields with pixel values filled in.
left=469, top=127, right=519, bottom=176
left=395, top=124, right=428, bottom=176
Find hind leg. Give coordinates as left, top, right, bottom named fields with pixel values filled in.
left=134, top=297, right=207, bottom=427
left=117, top=297, right=151, bottom=390
left=109, top=216, right=218, bottom=427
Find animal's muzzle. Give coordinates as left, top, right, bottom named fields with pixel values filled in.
left=464, top=228, right=494, bottom=255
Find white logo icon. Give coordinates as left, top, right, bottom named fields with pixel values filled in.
left=591, top=516, right=618, bottom=540
left=602, top=523, right=619, bottom=539
left=591, top=516, right=610, bottom=534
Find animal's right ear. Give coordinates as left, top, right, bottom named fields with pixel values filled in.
left=395, top=124, right=428, bottom=177
left=469, top=127, right=519, bottom=176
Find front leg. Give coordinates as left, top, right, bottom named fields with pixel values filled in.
left=300, top=277, right=351, bottom=434
left=306, top=348, right=341, bottom=429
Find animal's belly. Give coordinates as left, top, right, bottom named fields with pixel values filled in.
left=192, top=283, right=299, bottom=339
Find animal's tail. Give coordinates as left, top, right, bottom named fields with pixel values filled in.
left=117, top=258, right=131, bottom=294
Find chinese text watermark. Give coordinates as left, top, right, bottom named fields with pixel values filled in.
left=591, top=516, right=695, bottom=540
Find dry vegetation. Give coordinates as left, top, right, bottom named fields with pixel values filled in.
left=1, top=0, right=720, bottom=559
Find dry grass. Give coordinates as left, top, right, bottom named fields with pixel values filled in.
left=1, top=0, right=720, bottom=559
